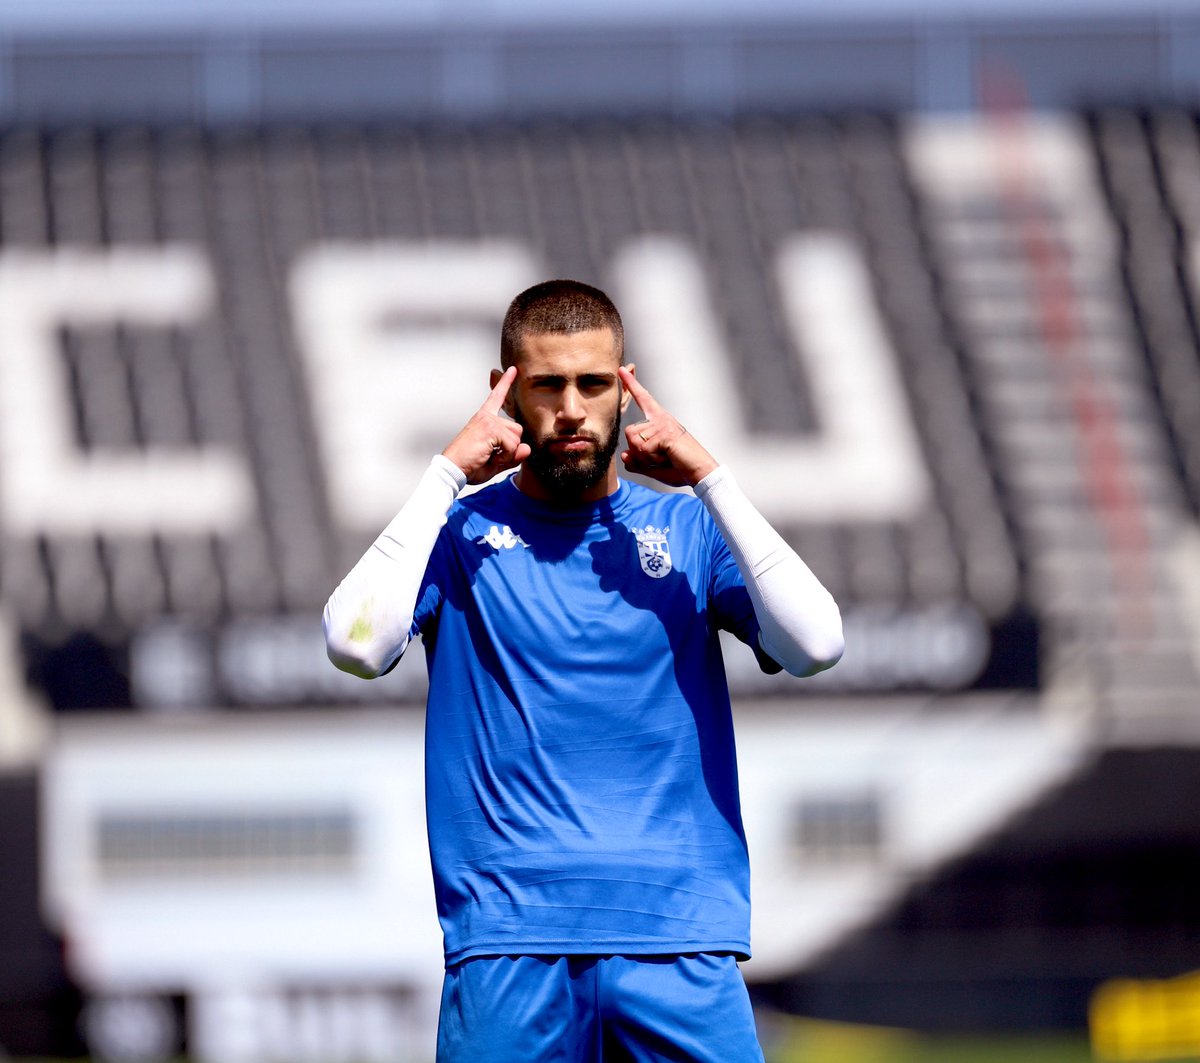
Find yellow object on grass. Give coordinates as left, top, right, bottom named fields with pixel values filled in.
left=1091, top=970, right=1200, bottom=1061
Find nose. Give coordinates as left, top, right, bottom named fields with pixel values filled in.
left=557, top=386, right=585, bottom=426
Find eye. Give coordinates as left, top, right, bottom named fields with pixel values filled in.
left=580, top=375, right=612, bottom=393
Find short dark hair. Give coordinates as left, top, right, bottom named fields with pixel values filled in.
left=500, top=279, right=624, bottom=368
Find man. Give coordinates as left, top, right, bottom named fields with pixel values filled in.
left=324, top=279, right=843, bottom=1062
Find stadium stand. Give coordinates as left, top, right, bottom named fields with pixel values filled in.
left=1091, top=107, right=1200, bottom=518
left=909, top=112, right=1200, bottom=725
left=0, top=117, right=1041, bottom=710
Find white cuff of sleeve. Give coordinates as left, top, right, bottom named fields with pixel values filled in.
left=431, top=453, right=469, bottom=491
left=693, top=464, right=734, bottom=508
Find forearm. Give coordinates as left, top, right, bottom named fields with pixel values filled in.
left=323, top=455, right=466, bottom=678
left=695, top=465, right=844, bottom=676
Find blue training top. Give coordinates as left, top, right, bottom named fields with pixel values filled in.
left=410, top=474, right=770, bottom=965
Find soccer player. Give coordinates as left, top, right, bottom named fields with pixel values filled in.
left=323, top=279, right=844, bottom=1062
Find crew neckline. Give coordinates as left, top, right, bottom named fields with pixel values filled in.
left=504, top=475, right=632, bottom=523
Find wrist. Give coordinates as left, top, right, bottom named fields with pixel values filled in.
left=687, top=458, right=720, bottom=488
left=439, top=443, right=470, bottom=478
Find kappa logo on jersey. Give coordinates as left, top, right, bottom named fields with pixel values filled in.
left=476, top=524, right=530, bottom=550
left=632, top=525, right=672, bottom=578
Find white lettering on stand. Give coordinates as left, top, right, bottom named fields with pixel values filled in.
left=289, top=242, right=541, bottom=530
left=614, top=234, right=931, bottom=523
left=0, top=247, right=252, bottom=534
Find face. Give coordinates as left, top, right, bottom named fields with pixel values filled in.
left=497, top=327, right=632, bottom=503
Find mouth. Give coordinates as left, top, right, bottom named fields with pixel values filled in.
left=548, top=436, right=596, bottom=453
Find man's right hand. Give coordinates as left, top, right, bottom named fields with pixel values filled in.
left=442, top=366, right=531, bottom=484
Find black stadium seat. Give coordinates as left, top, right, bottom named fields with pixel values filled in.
left=11, top=114, right=1199, bottom=708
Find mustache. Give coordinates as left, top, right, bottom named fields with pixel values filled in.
left=522, top=426, right=602, bottom=447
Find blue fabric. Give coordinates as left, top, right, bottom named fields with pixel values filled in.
left=413, top=477, right=764, bottom=964
left=435, top=953, right=765, bottom=1062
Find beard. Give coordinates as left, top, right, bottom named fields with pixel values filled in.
left=516, top=402, right=622, bottom=499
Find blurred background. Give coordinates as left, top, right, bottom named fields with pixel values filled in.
left=1, top=0, right=1199, bottom=1061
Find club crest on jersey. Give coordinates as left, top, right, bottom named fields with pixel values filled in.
left=632, top=525, right=672, bottom=578
left=475, top=524, right=529, bottom=550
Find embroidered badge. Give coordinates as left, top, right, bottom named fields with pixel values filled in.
left=475, top=524, right=529, bottom=550
left=632, top=525, right=672, bottom=578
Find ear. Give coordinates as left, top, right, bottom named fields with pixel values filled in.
left=619, top=363, right=635, bottom=415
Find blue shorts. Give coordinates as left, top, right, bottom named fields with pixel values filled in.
left=435, top=953, right=765, bottom=1063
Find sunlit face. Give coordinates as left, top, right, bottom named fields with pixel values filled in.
left=498, top=327, right=632, bottom=503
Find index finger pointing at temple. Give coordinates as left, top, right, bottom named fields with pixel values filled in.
left=618, top=366, right=663, bottom=416
left=483, top=365, right=518, bottom=415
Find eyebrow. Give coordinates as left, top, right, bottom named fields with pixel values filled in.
left=526, top=371, right=618, bottom=383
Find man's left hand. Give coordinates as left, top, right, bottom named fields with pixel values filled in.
left=619, top=366, right=719, bottom=488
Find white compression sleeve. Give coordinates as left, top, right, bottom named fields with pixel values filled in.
left=323, top=454, right=467, bottom=678
left=695, top=465, right=844, bottom=677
